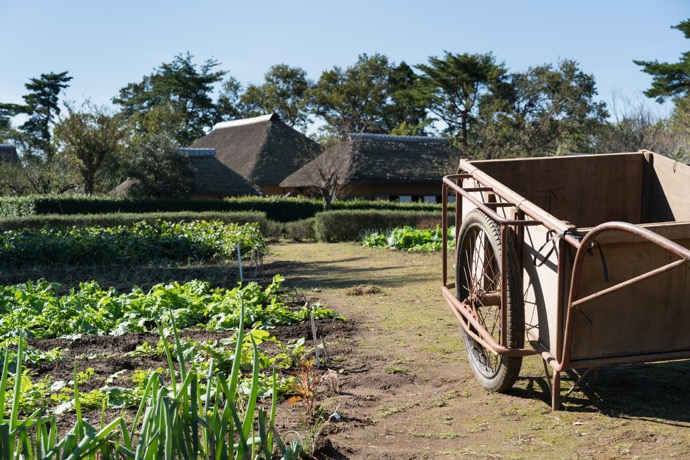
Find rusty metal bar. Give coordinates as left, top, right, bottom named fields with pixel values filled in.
left=463, top=187, right=494, bottom=192
left=570, top=349, right=690, bottom=368
left=443, top=286, right=538, bottom=357
left=443, top=176, right=542, bottom=228
left=572, top=258, right=688, bottom=307
left=484, top=202, right=516, bottom=209
left=442, top=181, right=449, bottom=287
left=500, top=225, right=509, bottom=347
left=456, top=162, right=583, bottom=249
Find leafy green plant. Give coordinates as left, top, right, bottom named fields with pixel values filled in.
left=0, top=310, right=302, bottom=459
left=362, top=225, right=456, bottom=252
left=0, top=220, right=266, bottom=266
left=0, top=275, right=339, bottom=338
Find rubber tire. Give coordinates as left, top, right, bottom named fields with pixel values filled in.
left=456, top=209, right=524, bottom=393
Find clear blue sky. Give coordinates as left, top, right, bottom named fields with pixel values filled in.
left=1, top=0, right=687, bottom=115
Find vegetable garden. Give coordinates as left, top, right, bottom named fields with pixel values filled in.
left=0, top=219, right=340, bottom=458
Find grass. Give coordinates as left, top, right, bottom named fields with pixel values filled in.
left=247, top=243, right=690, bottom=458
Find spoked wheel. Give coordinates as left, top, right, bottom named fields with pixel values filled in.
left=456, top=209, right=524, bottom=392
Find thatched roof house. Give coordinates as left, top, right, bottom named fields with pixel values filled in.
left=280, top=134, right=462, bottom=202
left=112, top=149, right=263, bottom=198
left=0, top=144, right=20, bottom=164
left=189, top=114, right=320, bottom=195
left=179, top=148, right=264, bottom=198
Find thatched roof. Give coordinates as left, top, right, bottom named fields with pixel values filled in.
left=280, top=134, right=462, bottom=187
left=189, top=113, right=320, bottom=187
left=112, top=149, right=263, bottom=197
left=0, top=144, right=20, bottom=164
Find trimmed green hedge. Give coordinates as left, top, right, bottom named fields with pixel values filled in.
left=314, top=210, right=448, bottom=242
left=0, top=211, right=267, bottom=232
left=0, top=195, right=447, bottom=222
left=0, top=196, right=320, bottom=222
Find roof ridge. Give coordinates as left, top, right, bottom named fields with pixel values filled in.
left=212, top=113, right=278, bottom=130
left=347, top=133, right=447, bottom=143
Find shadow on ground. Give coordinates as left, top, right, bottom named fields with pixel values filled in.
left=508, top=360, right=690, bottom=425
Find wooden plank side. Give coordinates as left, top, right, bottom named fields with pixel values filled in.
left=471, top=154, right=645, bottom=227
left=523, top=225, right=561, bottom=356
left=571, top=238, right=690, bottom=360
left=649, top=154, right=690, bottom=222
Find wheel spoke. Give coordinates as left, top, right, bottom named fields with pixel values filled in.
left=458, top=222, right=504, bottom=379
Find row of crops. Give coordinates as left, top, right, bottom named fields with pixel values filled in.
left=0, top=220, right=336, bottom=458
left=0, top=220, right=265, bottom=265
left=362, top=225, right=455, bottom=252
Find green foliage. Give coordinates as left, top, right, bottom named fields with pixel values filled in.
left=0, top=194, right=444, bottom=221
left=314, top=210, right=446, bottom=242
left=240, top=64, right=313, bottom=131
left=415, top=52, right=508, bottom=146
left=634, top=19, right=690, bottom=103
left=0, top=311, right=301, bottom=458
left=474, top=59, right=608, bottom=158
left=0, top=210, right=267, bottom=231
left=0, top=197, right=36, bottom=218
left=113, top=52, right=227, bottom=145
left=362, top=225, right=455, bottom=252
left=126, top=133, right=195, bottom=198
left=0, top=220, right=265, bottom=266
left=0, top=275, right=338, bottom=338
left=53, top=102, right=127, bottom=194
left=4, top=71, right=73, bottom=161
left=309, top=53, right=427, bottom=136
left=279, top=218, right=317, bottom=241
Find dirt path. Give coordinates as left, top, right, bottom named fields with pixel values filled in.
left=266, top=242, right=690, bottom=459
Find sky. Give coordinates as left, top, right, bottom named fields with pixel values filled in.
left=0, top=0, right=688, bottom=118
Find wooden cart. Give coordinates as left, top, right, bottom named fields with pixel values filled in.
left=441, top=151, right=690, bottom=409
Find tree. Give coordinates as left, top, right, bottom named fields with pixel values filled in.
left=127, top=134, right=194, bottom=198
left=310, top=53, right=423, bottom=136
left=113, top=53, right=226, bottom=145
left=239, top=64, right=313, bottom=130
left=0, top=105, right=13, bottom=141
left=0, top=72, right=72, bottom=160
left=595, top=93, right=688, bottom=159
left=634, top=19, right=690, bottom=102
left=384, top=62, right=429, bottom=135
left=54, top=102, right=127, bottom=194
left=464, top=59, right=608, bottom=158
left=508, top=59, right=608, bottom=155
left=216, top=76, right=244, bottom=122
left=415, top=52, right=508, bottom=147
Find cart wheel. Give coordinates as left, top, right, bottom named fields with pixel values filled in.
left=456, top=209, right=524, bottom=392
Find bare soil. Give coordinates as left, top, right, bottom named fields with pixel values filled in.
left=20, top=242, right=690, bottom=458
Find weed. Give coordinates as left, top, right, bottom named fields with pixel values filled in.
left=287, top=359, right=332, bottom=422
left=385, top=357, right=412, bottom=374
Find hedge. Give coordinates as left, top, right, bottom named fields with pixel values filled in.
left=0, top=195, right=447, bottom=222
left=314, top=210, right=449, bottom=242
left=0, top=211, right=267, bottom=232
left=0, top=196, right=320, bottom=222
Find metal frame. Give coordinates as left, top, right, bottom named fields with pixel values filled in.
left=442, top=160, right=690, bottom=409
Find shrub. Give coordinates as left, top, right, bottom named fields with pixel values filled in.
left=283, top=218, right=317, bottom=241
left=314, top=210, right=446, bottom=242
left=0, top=211, right=267, bottom=232
left=0, top=195, right=452, bottom=222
